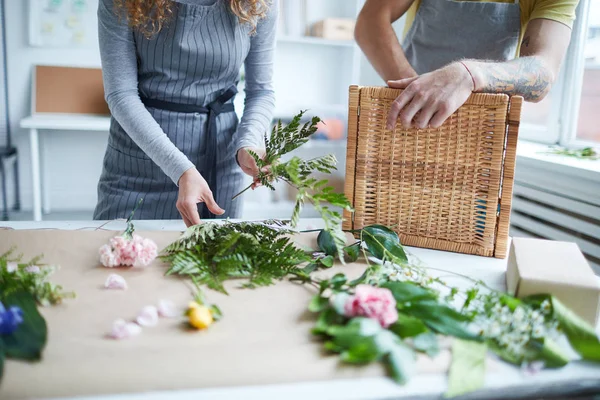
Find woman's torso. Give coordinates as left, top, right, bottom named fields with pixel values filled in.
left=134, top=0, right=251, bottom=107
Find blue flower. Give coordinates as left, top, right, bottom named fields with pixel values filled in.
left=0, top=301, right=24, bottom=335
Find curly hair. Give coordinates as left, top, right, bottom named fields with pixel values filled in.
left=115, top=0, right=270, bottom=37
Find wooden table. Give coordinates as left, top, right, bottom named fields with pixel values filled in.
left=1, top=219, right=599, bottom=400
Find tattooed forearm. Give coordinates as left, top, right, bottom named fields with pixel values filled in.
left=470, top=56, right=554, bottom=102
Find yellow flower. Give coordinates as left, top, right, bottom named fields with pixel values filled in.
left=188, top=304, right=213, bottom=330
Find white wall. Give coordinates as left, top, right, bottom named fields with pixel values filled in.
left=3, top=0, right=402, bottom=215
left=6, top=0, right=105, bottom=213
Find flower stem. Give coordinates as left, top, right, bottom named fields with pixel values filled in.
left=232, top=184, right=253, bottom=201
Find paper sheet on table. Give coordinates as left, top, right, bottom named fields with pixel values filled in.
left=0, top=230, right=498, bottom=399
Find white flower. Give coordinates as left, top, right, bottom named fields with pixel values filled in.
left=541, top=300, right=551, bottom=312
left=6, top=262, right=18, bottom=273
left=488, top=322, right=502, bottom=338
left=24, top=265, right=41, bottom=274
left=513, top=307, right=526, bottom=322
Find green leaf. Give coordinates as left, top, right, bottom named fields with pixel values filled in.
left=381, top=281, right=438, bottom=304
left=0, top=290, right=47, bottom=361
left=385, top=340, right=416, bottom=384
left=312, top=308, right=344, bottom=335
left=527, top=337, right=570, bottom=368
left=340, top=336, right=382, bottom=364
left=327, top=318, right=383, bottom=348
left=330, top=273, right=347, bottom=290
left=404, top=301, right=479, bottom=341
left=301, top=263, right=318, bottom=275
left=412, top=332, right=440, bottom=357
left=308, top=295, right=330, bottom=313
left=317, top=230, right=338, bottom=257
left=550, top=297, right=600, bottom=362
left=488, top=341, right=522, bottom=365
left=343, top=244, right=360, bottom=263
left=445, top=339, right=487, bottom=398
left=319, top=255, right=335, bottom=268
left=209, top=305, right=223, bottom=321
left=388, top=313, right=428, bottom=338
left=362, top=225, right=408, bottom=263
left=331, top=292, right=350, bottom=315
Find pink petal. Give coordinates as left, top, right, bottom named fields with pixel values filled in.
left=109, top=319, right=142, bottom=340
left=104, top=274, right=128, bottom=290
left=157, top=300, right=178, bottom=318
left=136, top=305, right=159, bottom=327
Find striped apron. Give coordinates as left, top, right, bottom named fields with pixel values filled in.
left=94, top=0, right=249, bottom=221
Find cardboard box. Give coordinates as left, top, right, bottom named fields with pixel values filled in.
left=506, top=237, right=600, bottom=327
left=309, top=18, right=355, bottom=41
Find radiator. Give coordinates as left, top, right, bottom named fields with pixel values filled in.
left=510, top=181, right=600, bottom=275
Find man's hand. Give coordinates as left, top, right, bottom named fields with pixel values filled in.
left=237, top=147, right=267, bottom=189
left=177, top=167, right=224, bottom=227
left=387, top=62, right=474, bottom=130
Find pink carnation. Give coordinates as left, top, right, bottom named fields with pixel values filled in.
left=99, top=234, right=157, bottom=268
left=344, top=285, right=398, bottom=328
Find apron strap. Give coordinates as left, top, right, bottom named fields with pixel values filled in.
left=139, top=85, right=238, bottom=220
left=202, top=85, right=238, bottom=219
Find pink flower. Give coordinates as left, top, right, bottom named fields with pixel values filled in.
left=136, top=305, right=159, bottom=327
left=157, top=299, right=178, bottom=318
left=132, top=235, right=158, bottom=267
left=344, top=285, right=398, bottom=328
left=99, top=234, right=157, bottom=268
left=99, top=244, right=121, bottom=268
left=104, top=274, right=128, bottom=290
left=109, top=319, right=142, bottom=340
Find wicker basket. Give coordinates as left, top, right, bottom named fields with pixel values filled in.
left=343, top=86, right=523, bottom=258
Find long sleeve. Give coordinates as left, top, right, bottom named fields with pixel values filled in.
left=97, top=0, right=194, bottom=185
left=234, top=0, right=278, bottom=152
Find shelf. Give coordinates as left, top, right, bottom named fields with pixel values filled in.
left=277, top=35, right=355, bottom=48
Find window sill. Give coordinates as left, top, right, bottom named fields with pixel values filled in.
left=515, top=140, right=600, bottom=206
left=516, top=140, right=600, bottom=181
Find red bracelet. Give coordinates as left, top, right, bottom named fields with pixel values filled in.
left=460, top=61, right=476, bottom=91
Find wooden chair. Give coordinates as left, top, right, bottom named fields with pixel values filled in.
left=343, top=86, right=522, bottom=259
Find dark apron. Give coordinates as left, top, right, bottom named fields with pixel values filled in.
left=140, top=85, right=238, bottom=219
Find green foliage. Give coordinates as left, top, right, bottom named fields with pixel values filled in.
left=446, top=339, right=487, bottom=398
left=232, top=111, right=353, bottom=261
left=361, top=225, right=408, bottom=263
left=525, top=295, right=600, bottom=362
left=161, top=221, right=310, bottom=294
left=544, top=146, right=599, bottom=160
left=0, top=291, right=48, bottom=383
left=0, top=249, right=75, bottom=306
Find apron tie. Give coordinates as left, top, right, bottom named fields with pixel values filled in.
left=140, top=85, right=238, bottom=219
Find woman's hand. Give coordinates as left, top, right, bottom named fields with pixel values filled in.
left=386, top=62, right=475, bottom=130
left=237, top=147, right=267, bottom=189
left=177, top=168, right=224, bottom=227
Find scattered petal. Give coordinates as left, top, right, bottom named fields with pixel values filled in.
left=157, top=299, right=178, bottom=318
left=104, top=274, right=128, bottom=290
left=136, top=305, right=159, bottom=327
left=110, top=319, right=142, bottom=340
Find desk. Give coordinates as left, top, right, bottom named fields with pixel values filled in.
left=20, top=113, right=111, bottom=221
left=1, top=218, right=599, bottom=400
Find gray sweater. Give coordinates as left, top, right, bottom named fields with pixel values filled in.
left=98, top=0, right=277, bottom=185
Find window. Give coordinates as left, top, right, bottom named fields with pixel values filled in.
left=519, top=0, right=600, bottom=148
left=576, top=0, right=600, bottom=144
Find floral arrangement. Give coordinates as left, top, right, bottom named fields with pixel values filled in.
left=99, top=201, right=158, bottom=268
left=159, top=111, right=600, bottom=396
left=0, top=249, right=74, bottom=382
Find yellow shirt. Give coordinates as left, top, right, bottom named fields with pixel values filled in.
left=403, top=0, right=579, bottom=55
